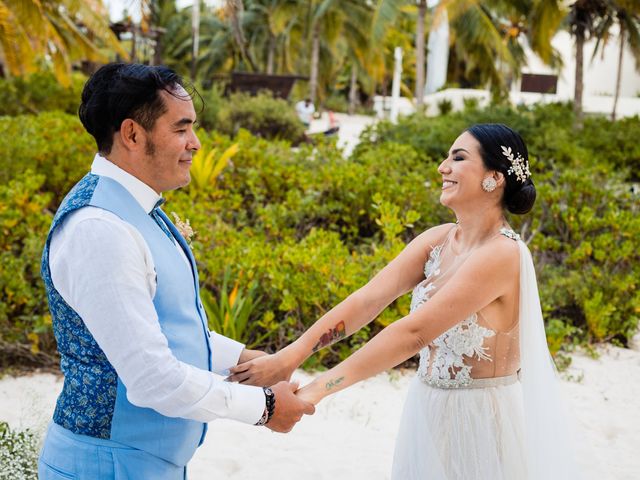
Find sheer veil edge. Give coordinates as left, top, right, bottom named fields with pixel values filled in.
left=518, top=240, right=583, bottom=479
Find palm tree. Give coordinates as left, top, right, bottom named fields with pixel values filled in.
left=440, top=1, right=519, bottom=98
left=192, top=0, right=200, bottom=79
left=415, top=0, right=427, bottom=109
left=303, top=0, right=381, bottom=104
left=148, top=0, right=178, bottom=65
left=0, top=0, right=127, bottom=85
left=566, top=0, right=609, bottom=128
left=352, top=0, right=434, bottom=110
left=434, top=0, right=565, bottom=101
left=590, top=0, right=640, bottom=120
left=611, top=0, right=640, bottom=120
left=243, top=0, right=301, bottom=74
left=365, top=0, right=417, bottom=103
left=225, top=0, right=258, bottom=71
left=161, top=5, right=235, bottom=81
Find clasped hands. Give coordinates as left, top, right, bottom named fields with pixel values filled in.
left=229, top=349, right=316, bottom=433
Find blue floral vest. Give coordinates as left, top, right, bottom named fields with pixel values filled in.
left=41, top=173, right=212, bottom=466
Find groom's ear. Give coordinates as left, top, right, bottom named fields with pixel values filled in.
left=119, top=118, right=145, bottom=152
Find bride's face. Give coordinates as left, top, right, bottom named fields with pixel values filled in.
left=437, top=132, right=492, bottom=209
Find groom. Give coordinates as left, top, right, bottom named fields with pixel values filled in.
left=38, top=63, right=314, bottom=479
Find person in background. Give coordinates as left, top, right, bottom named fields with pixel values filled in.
left=295, top=98, right=315, bottom=127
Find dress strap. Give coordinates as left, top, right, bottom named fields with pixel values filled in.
left=440, top=223, right=458, bottom=249
left=499, top=227, right=520, bottom=241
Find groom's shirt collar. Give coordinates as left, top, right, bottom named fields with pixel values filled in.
left=90, top=153, right=161, bottom=214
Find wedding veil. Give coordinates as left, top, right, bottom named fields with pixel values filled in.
left=518, top=240, right=582, bottom=479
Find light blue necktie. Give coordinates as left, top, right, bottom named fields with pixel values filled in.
left=149, top=198, right=175, bottom=244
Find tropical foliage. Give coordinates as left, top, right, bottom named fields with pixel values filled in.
left=1, top=103, right=638, bottom=369
left=566, top=0, right=640, bottom=125
left=0, top=0, right=126, bottom=84
left=151, top=0, right=570, bottom=105
left=0, top=71, right=84, bottom=116
left=0, top=0, right=638, bottom=118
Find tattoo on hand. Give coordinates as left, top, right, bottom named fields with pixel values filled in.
left=325, top=376, right=345, bottom=391
left=312, top=321, right=346, bottom=352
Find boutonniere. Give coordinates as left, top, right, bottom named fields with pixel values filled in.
left=171, top=212, right=196, bottom=246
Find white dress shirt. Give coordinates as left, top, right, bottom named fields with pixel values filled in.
left=49, top=154, right=265, bottom=425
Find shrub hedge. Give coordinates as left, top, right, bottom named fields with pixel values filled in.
left=0, top=102, right=637, bottom=369
left=216, top=91, right=306, bottom=143
left=0, top=71, right=84, bottom=116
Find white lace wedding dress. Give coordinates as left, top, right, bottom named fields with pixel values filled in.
left=391, top=227, right=579, bottom=480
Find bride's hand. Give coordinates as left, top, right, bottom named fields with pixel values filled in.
left=294, top=383, right=322, bottom=405
left=227, top=351, right=296, bottom=387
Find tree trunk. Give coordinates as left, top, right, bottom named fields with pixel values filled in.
left=310, top=22, right=320, bottom=104
left=130, top=23, right=137, bottom=62
left=415, top=0, right=427, bottom=110
left=573, top=23, right=585, bottom=129
left=348, top=64, right=358, bottom=115
left=153, top=34, right=163, bottom=66
left=612, top=23, right=625, bottom=121
left=191, top=0, right=200, bottom=79
left=267, top=32, right=276, bottom=74
left=227, top=0, right=257, bottom=71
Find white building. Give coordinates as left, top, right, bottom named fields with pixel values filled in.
left=523, top=29, right=639, bottom=100
left=376, top=26, right=640, bottom=119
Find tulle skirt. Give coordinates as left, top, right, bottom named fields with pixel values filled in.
left=392, top=375, right=528, bottom=480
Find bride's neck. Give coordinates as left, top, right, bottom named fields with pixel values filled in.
left=453, top=208, right=507, bottom=252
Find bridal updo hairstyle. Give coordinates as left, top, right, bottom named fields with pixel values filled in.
left=467, top=123, right=536, bottom=215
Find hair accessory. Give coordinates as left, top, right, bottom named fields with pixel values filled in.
left=501, top=146, right=531, bottom=183
left=482, top=177, right=497, bottom=192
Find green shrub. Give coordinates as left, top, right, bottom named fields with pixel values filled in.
left=0, top=421, right=39, bottom=479
left=0, top=71, right=85, bottom=116
left=0, top=112, right=94, bottom=205
left=176, top=129, right=449, bottom=247
left=0, top=172, right=56, bottom=367
left=530, top=165, right=639, bottom=344
left=217, top=92, right=305, bottom=143
left=580, top=115, right=640, bottom=180
left=195, top=83, right=226, bottom=132
left=201, top=267, right=275, bottom=349
left=436, top=98, right=454, bottom=115
left=323, top=94, right=349, bottom=113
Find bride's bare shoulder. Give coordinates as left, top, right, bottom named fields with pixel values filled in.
left=472, top=234, right=520, bottom=276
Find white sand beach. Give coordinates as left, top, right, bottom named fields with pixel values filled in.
left=1, top=346, right=638, bottom=479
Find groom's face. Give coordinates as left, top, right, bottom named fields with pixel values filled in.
left=140, top=86, right=201, bottom=193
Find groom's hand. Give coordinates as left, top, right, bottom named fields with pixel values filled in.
left=265, top=381, right=315, bottom=433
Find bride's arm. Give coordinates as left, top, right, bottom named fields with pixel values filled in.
left=296, top=237, right=519, bottom=404
left=227, top=224, right=454, bottom=385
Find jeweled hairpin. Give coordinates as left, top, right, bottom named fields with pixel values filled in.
left=500, top=145, right=531, bottom=183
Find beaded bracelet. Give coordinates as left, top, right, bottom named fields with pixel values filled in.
left=255, top=387, right=275, bottom=426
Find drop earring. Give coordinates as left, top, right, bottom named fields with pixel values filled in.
left=482, top=177, right=497, bottom=192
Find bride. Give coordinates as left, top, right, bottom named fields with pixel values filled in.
left=229, top=123, right=579, bottom=479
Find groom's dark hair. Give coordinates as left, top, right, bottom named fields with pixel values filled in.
left=79, top=63, right=187, bottom=154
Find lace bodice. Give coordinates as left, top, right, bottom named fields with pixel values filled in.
left=411, top=227, right=521, bottom=388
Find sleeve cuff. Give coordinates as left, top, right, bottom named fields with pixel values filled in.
left=224, top=382, right=267, bottom=425
left=209, top=331, right=245, bottom=376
